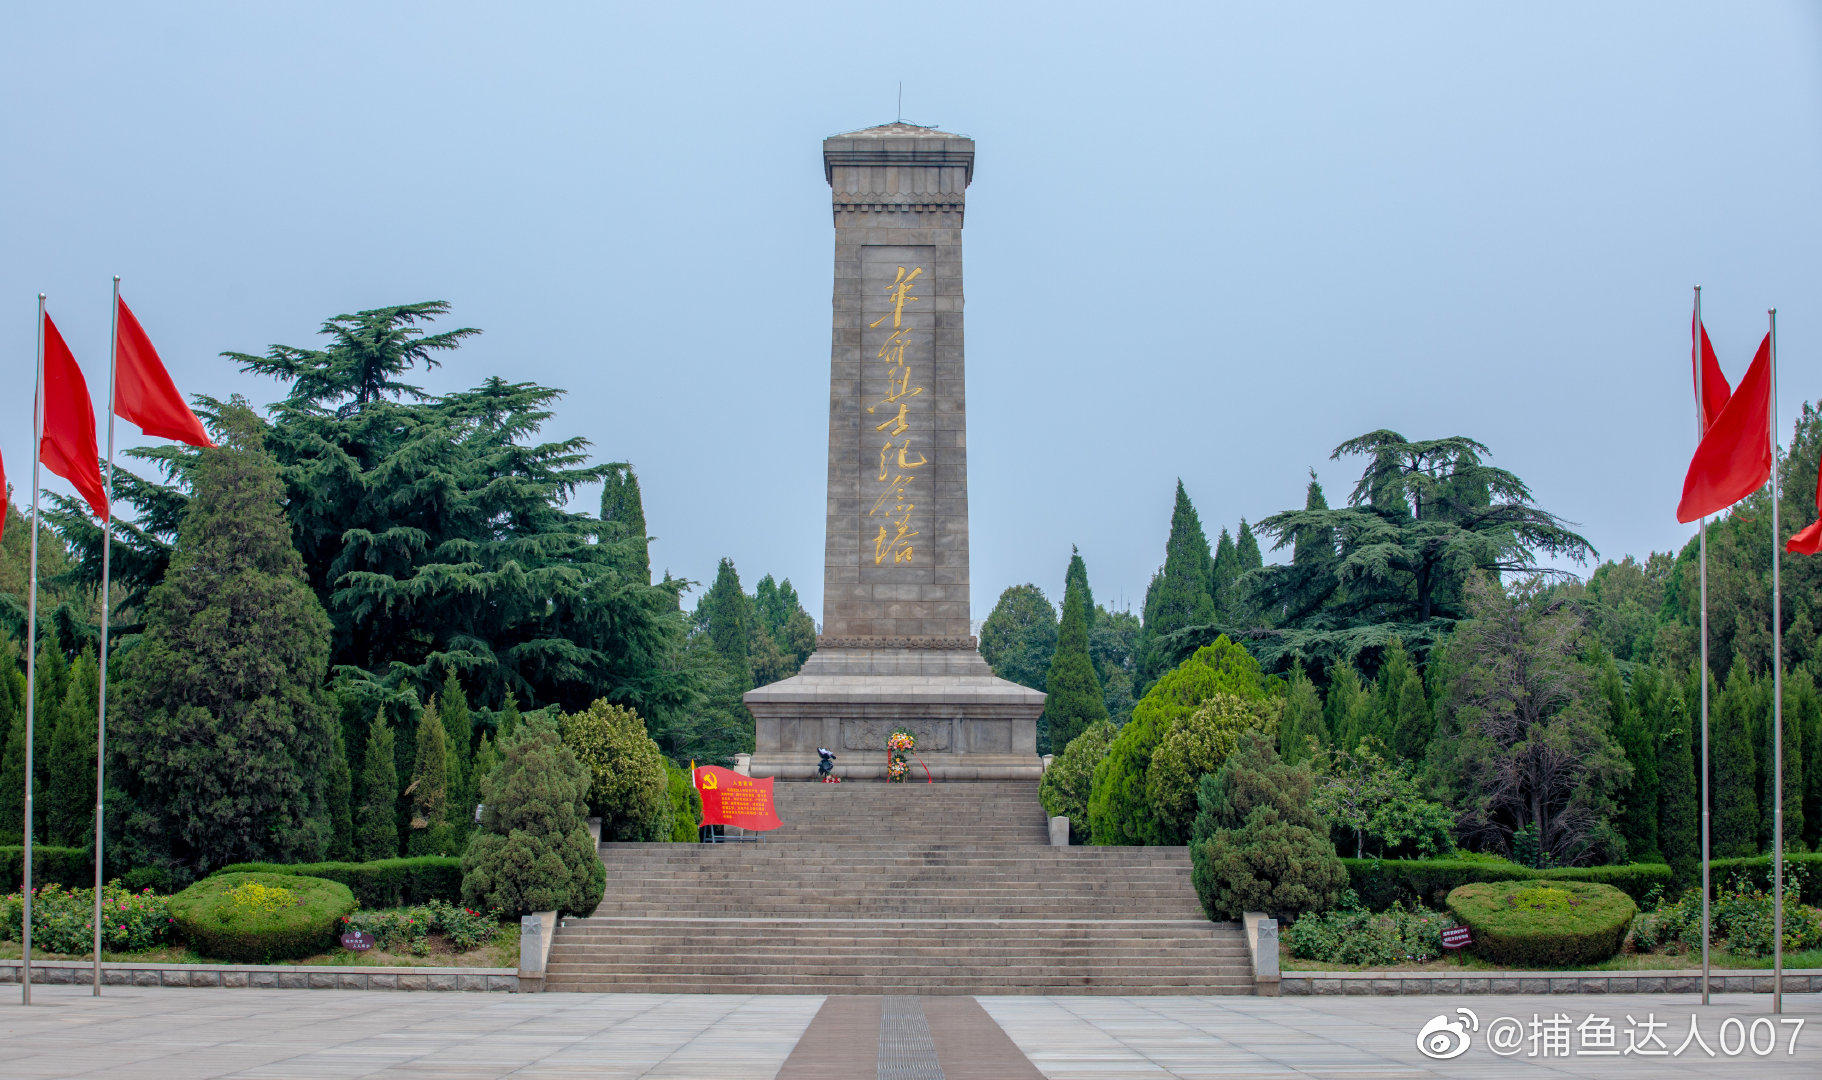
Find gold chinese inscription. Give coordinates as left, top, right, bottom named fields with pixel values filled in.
left=867, top=266, right=926, bottom=565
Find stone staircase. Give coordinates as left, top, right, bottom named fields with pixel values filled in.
left=542, top=781, right=1255, bottom=994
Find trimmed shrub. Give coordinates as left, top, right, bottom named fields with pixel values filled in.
left=1706, top=853, right=1822, bottom=898
left=214, top=857, right=464, bottom=908
left=1, top=845, right=91, bottom=891
left=169, top=872, right=356, bottom=962
left=1342, top=857, right=1673, bottom=911
left=1147, top=693, right=1279, bottom=844
left=561, top=700, right=671, bottom=842
left=1445, top=880, right=1636, bottom=967
left=462, top=717, right=606, bottom=917
left=1190, top=732, right=1345, bottom=921
left=1040, top=719, right=1116, bottom=844
left=1091, top=636, right=1265, bottom=846
left=665, top=761, right=704, bottom=843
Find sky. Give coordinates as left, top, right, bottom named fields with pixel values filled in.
left=3, top=2, right=1819, bottom=626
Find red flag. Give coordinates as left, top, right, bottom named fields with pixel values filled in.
left=1788, top=427, right=1822, bottom=554
left=1693, top=310, right=1731, bottom=431
left=39, top=313, right=108, bottom=520
left=1677, top=333, right=1772, bottom=523
left=115, top=297, right=212, bottom=447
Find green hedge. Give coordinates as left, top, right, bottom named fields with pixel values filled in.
left=1, top=846, right=91, bottom=891
left=213, top=857, right=463, bottom=908
left=1343, top=858, right=1673, bottom=910
left=1706, top=853, right=1822, bottom=896
left=1446, top=880, right=1637, bottom=968
left=169, top=872, right=356, bottom=963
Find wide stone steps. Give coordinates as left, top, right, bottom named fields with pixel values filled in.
left=545, top=780, right=1255, bottom=994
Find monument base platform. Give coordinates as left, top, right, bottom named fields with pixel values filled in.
left=743, top=647, right=1045, bottom=781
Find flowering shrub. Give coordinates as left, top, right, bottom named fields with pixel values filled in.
left=2, top=883, right=175, bottom=955
left=341, top=899, right=503, bottom=955
left=1633, top=875, right=1822, bottom=958
left=1282, top=900, right=1453, bottom=966
left=224, top=880, right=299, bottom=918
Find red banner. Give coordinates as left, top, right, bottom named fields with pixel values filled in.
left=694, top=766, right=781, bottom=831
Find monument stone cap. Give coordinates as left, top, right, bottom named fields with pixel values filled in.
left=823, top=121, right=975, bottom=185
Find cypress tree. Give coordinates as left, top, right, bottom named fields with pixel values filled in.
left=599, top=462, right=650, bottom=584
left=1042, top=564, right=1108, bottom=755
left=1235, top=519, right=1263, bottom=573
left=1065, top=546, right=1094, bottom=629
left=1658, top=701, right=1700, bottom=886
left=0, top=688, right=27, bottom=845
left=1323, top=663, right=1368, bottom=750
left=1140, top=481, right=1217, bottom=682
left=1600, top=654, right=1659, bottom=861
left=699, top=557, right=753, bottom=686
left=45, top=649, right=100, bottom=847
left=355, top=710, right=400, bottom=860
left=0, top=663, right=20, bottom=796
left=1277, top=661, right=1326, bottom=765
left=325, top=712, right=355, bottom=860
left=1712, top=659, right=1760, bottom=857
left=30, top=636, right=69, bottom=816
left=498, top=691, right=521, bottom=743
left=409, top=700, right=455, bottom=855
left=113, top=401, right=338, bottom=875
left=1770, top=667, right=1807, bottom=849
left=1376, top=639, right=1429, bottom=759
left=439, top=670, right=473, bottom=834
left=1210, top=527, right=1240, bottom=617
left=1800, top=663, right=1822, bottom=852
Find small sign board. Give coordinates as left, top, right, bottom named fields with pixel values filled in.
left=1439, top=926, right=1473, bottom=950
left=340, top=931, right=376, bottom=951
left=694, top=766, right=782, bottom=831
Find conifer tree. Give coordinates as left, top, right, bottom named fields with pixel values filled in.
left=1376, top=640, right=1430, bottom=758
left=45, top=649, right=99, bottom=847
left=1140, top=481, right=1217, bottom=683
left=1042, top=564, right=1107, bottom=755
left=1769, top=668, right=1806, bottom=849
left=0, top=686, right=28, bottom=845
left=113, top=401, right=338, bottom=875
left=408, top=700, right=455, bottom=855
left=1323, top=663, right=1376, bottom=751
left=355, top=710, right=400, bottom=860
left=1277, top=662, right=1326, bottom=765
left=1712, top=659, right=1761, bottom=857
left=599, top=462, right=650, bottom=584
left=1799, top=665, right=1822, bottom=852
left=325, top=712, right=355, bottom=859
left=497, top=691, right=521, bottom=743
left=1065, top=546, right=1094, bottom=629
left=0, top=663, right=20, bottom=795
left=1658, top=702, right=1700, bottom=885
left=1600, top=655, right=1659, bottom=861
left=980, top=584, right=1059, bottom=692
left=1210, top=527, right=1240, bottom=616
left=30, top=636, right=68, bottom=812
left=1235, top=519, right=1263, bottom=573
left=439, top=670, right=473, bottom=834
left=698, top=557, right=753, bottom=686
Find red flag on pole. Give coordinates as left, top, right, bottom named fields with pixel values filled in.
left=1678, top=333, right=1772, bottom=523
left=1694, top=309, right=1731, bottom=431
left=1788, top=435, right=1822, bottom=554
left=39, top=313, right=108, bottom=520
left=114, top=297, right=213, bottom=447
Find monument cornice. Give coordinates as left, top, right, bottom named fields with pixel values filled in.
left=816, top=635, right=978, bottom=651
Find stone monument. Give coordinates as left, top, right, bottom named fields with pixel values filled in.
left=744, top=123, right=1045, bottom=781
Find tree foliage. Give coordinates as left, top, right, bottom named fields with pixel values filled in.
left=980, top=584, right=1057, bottom=692
left=1140, top=481, right=1217, bottom=683
left=1039, top=718, right=1115, bottom=845
left=1042, top=551, right=1106, bottom=755
left=1189, top=732, right=1346, bottom=920
left=461, top=716, right=605, bottom=917
left=561, top=699, right=672, bottom=842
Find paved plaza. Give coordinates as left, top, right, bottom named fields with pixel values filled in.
left=4, top=987, right=1820, bottom=1078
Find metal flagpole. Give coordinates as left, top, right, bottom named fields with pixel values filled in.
left=22, top=294, right=47, bottom=1006
left=1770, top=307, right=1783, bottom=1014
left=1695, top=285, right=1713, bottom=1005
left=91, top=276, right=120, bottom=995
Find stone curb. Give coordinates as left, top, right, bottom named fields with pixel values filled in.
left=0, top=959, right=517, bottom=992
left=1283, top=969, right=1822, bottom=996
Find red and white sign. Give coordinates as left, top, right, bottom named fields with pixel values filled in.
left=693, top=766, right=782, bottom=831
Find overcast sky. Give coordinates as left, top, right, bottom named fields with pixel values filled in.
left=4, top=2, right=1819, bottom=624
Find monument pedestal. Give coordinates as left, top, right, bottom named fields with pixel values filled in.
left=746, top=646, right=1044, bottom=781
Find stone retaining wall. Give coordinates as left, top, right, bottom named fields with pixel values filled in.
left=1, top=959, right=517, bottom=992
left=1283, top=969, right=1822, bottom=995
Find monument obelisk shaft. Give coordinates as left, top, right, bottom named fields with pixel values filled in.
left=744, top=123, right=1044, bottom=781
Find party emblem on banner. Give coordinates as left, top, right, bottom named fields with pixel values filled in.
left=693, top=766, right=781, bottom=831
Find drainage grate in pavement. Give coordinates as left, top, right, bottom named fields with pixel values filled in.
left=877, top=995, right=945, bottom=1080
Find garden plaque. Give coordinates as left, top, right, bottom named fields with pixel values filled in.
left=340, top=931, right=375, bottom=951
left=1439, top=926, right=1473, bottom=950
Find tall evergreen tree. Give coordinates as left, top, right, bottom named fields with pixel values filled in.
left=45, top=649, right=100, bottom=847
left=1042, top=564, right=1107, bottom=755
left=697, top=558, right=753, bottom=686
left=1711, top=658, right=1761, bottom=857
left=355, top=710, right=400, bottom=860
left=1210, top=527, right=1240, bottom=617
left=1140, top=481, right=1218, bottom=683
left=113, top=402, right=338, bottom=877
left=1657, top=697, right=1701, bottom=885
left=409, top=700, right=456, bottom=855
left=1798, top=665, right=1822, bottom=852
left=0, top=677, right=28, bottom=845
left=1065, top=546, right=1094, bottom=629
left=30, top=636, right=69, bottom=817
left=439, top=670, right=473, bottom=835
left=1768, top=668, right=1806, bottom=849
left=1381, top=639, right=1432, bottom=761
left=1277, top=662, right=1326, bottom=765
left=1600, top=654, right=1659, bottom=861
left=598, top=462, right=651, bottom=584
left=1323, top=663, right=1369, bottom=750
left=1235, top=519, right=1263, bottom=573
left=325, top=712, right=355, bottom=860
